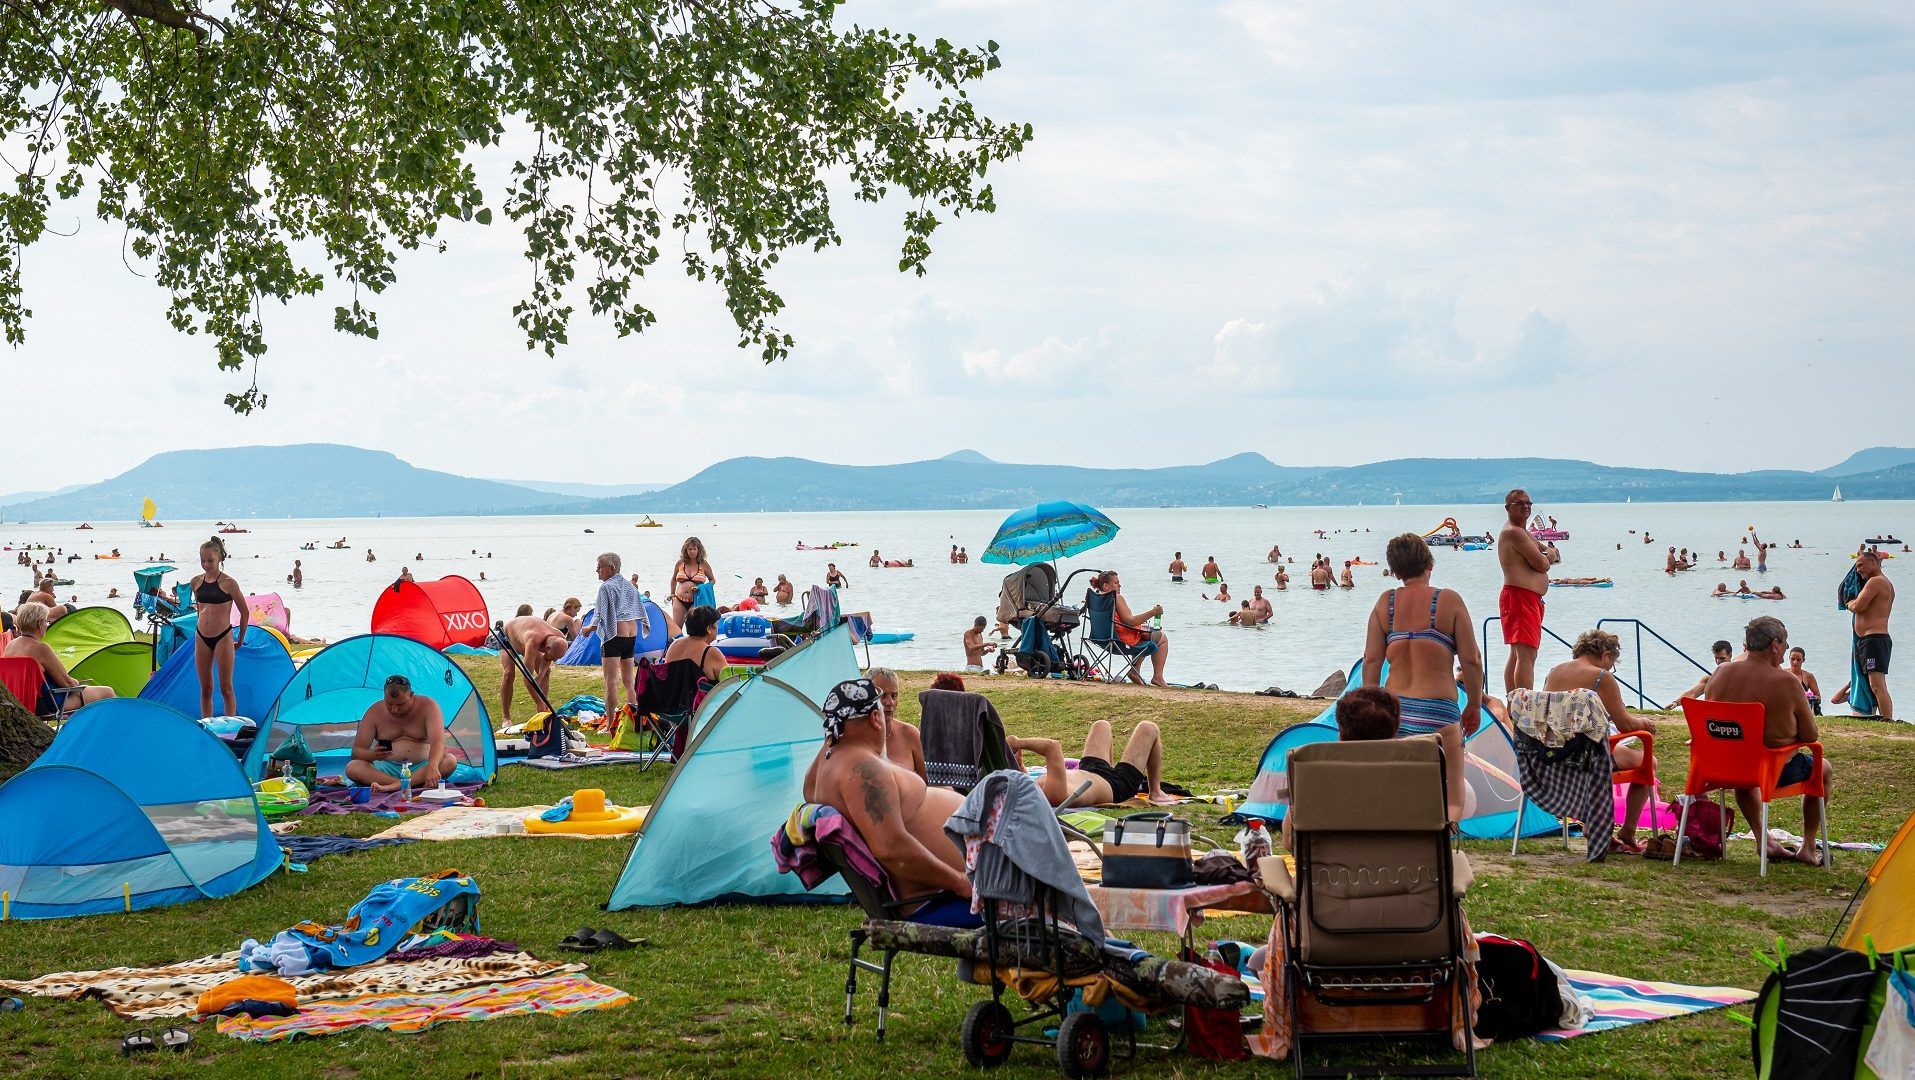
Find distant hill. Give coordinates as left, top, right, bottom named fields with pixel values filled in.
left=7, top=445, right=583, bottom=520
left=0, top=483, right=86, bottom=507
left=10, top=443, right=1914, bottom=520
left=491, top=479, right=670, bottom=499
left=1820, top=447, right=1915, bottom=477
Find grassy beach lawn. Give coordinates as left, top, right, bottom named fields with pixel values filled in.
left=2, top=664, right=1908, bottom=1079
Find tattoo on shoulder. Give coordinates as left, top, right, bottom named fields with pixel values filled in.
left=853, top=760, right=890, bottom=823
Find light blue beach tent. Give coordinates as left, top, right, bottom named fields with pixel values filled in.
left=1237, top=659, right=1561, bottom=840
left=0, top=699, right=281, bottom=920
left=244, top=634, right=496, bottom=783
left=608, top=622, right=859, bottom=909
left=558, top=600, right=669, bottom=667
left=139, top=625, right=295, bottom=720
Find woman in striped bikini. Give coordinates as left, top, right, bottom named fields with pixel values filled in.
left=1361, top=532, right=1485, bottom=824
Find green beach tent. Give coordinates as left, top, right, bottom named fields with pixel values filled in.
left=68, top=641, right=154, bottom=698
left=42, top=607, right=135, bottom=669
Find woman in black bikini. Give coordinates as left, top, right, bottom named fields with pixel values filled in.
left=192, top=536, right=248, bottom=719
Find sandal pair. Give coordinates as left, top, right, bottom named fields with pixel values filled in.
left=559, top=926, right=642, bottom=953
left=121, top=1027, right=190, bottom=1054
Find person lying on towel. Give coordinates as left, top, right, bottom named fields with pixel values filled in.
left=344, top=675, right=460, bottom=792
left=1009, top=720, right=1178, bottom=807
left=804, top=678, right=979, bottom=927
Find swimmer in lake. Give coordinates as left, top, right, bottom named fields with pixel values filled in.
left=1168, top=552, right=1186, bottom=583
left=1200, top=556, right=1222, bottom=582
left=1207, top=582, right=1232, bottom=603
left=1274, top=564, right=1290, bottom=590
left=1340, top=561, right=1356, bottom=589
left=1733, top=547, right=1751, bottom=571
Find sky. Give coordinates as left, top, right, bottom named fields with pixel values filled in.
left=5, top=1, right=1914, bottom=493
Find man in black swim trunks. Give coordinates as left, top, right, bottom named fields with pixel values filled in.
left=1010, top=719, right=1177, bottom=807
left=1849, top=550, right=1895, bottom=720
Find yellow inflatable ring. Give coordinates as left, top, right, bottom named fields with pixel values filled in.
left=522, top=788, right=646, bottom=835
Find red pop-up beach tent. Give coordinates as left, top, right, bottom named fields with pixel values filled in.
left=369, top=575, right=491, bottom=650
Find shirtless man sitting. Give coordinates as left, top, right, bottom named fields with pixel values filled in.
left=804, top=678, right=974, bottom=923
left=1704, top=616, right=1832, bottom=866
left=498, top=613, right=570, bottom=724
left=1009, top=719, right=1176, bottom=807
left=344, top=676, right=459, bottom=792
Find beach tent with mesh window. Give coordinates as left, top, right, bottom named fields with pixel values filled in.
left=1840, top=809, right=1915, bottom=954
left=42, top=606, right=134, bottom=670
left=369, top=576, right=490, bottom=650
left=140, top=627, right=294, bottom=721
left=68, top=641, right=155, bottom=698
left=0, top=698, right=281, bottom=920
left=608, top=622, right=858, bottom=909
left=1236, top=659, right=1559, bottom=840
left=245, top=634, right=495, bottom=783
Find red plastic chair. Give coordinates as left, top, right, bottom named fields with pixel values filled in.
left=1511, top=729, right=1661, bottom=854
left=1674, top=697, right=1828, bottom=876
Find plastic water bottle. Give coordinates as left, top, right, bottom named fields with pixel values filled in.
left=1235, top=818, right=1272, bottom=870
left=280, top=758, right=293, bottom=782
left=400, top=762, right=413, bottom=802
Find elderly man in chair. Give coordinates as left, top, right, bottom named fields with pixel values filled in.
left=805, top=678, right=977, bottom=926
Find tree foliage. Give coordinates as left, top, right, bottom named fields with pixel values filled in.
left=0, top=0, right=1030, bottom=410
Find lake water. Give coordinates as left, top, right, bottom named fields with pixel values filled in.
left=11, top=501, right=1905, bottom=709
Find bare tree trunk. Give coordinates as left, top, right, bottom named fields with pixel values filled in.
left=0, top=683, right=53, bottom=782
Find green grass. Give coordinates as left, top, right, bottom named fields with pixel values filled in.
left=2, top=663, right=1910, bottom=1078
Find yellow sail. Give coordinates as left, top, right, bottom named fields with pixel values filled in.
left=141, top=497, right=156, bottom=522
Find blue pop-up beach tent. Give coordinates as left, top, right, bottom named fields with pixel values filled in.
left=139, top=626, right=295, bottom=720
left=1237, top=660, right=1560, bottom=840
left=558, top=600, right=670, bottom=667
left=0, top=699, right=281, bottom=920
left=245, top=634, right=496, bottom=783
left=608, top=622, right=858, bottom=909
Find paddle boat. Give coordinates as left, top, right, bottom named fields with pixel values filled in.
left=74, top=523, right=92, bottom=530
left=635, top=516, right=663, bottom=528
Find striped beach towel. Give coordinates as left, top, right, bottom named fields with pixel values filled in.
left=1536, top=970, right=1755, bottom=1041
left=216, top=973, right=632, bottom=1041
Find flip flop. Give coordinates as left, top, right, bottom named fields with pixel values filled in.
left=588, top=929, right=645, bottom=951
left=121, top=1029, right=157, bottom=1054
left=558, top=927, right=597, bottom=948
left=160, top=1026, right=192, bottom=1052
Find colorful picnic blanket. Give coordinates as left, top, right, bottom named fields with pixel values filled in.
left=215, top=973, right=632, bottom=1041
left=367, top=804, right=642, bottom=842
left=507, top=751, right=650, bottom=770
left=0, top=950, right=585, bottom=1021
left=1535, top=970, right=1755, bottom=1041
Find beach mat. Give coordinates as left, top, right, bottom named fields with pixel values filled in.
left=1536, top=970, right=1755, bottom=1041
left=505, top=751, right=652, bottom=770
left=216, top=972, right=631, bottom=1041
left=367, top=804, right=646, bottom=842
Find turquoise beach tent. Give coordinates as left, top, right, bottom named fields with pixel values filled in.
left=0, top=699, right=281, bottom=920
left=245, top=634, right=496, bottom=783
left=139, top=627, right=294, bottom=720
left=1237, top=660, right=1559, bottom=840
left=608, top=622, right=859, bottom=909
left=558, top=600, right=669, bottom=667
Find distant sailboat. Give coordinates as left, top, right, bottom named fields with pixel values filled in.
left=139, top=496, right=162, bottom=528
left=1833, top=485, right=1845, bottom=503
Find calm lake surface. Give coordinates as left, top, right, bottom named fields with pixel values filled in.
left=12, top=500, right=1905, bottom=708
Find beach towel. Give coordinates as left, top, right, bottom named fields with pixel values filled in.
left=506, top=751, right=649, bottom=770
left=1840, top=565, right=1880, bottom=715
left=1534, top=970, right=1757, bottom=1041
left=214, top=973, right=632, bottom=1041
left=269, top=872, right=481, bottom=972
left=275, top=834, right=419, bottom=863
left=300, top=779, right=484, bottom=815
left=367, top=804, right=643, bottom=842
left=0, top=950, right=585, bottom=1021
left=919, top=689, right=1011, bottom=790
left=1515, top=731, right=1612, bottom=862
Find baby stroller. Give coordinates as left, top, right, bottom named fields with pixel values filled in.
left=996, top=563, right=1087, bottom=679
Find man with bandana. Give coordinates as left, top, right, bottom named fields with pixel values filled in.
left=805, top=677, right=974, bottom=919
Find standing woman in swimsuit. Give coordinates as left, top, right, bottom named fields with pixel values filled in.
left=192, top=536, right=249, bottom=719
left=668, top=536, right=716, bottom=625
left=1360, top=532, right=1483, bottom=824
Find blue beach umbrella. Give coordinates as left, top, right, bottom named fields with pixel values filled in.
left=982, top=501, right=1120, bottom=566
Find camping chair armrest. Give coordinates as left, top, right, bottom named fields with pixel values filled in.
left=1450, top=851, right=1473, bottom=898
left=1256, top=854, right=1296, bottom=903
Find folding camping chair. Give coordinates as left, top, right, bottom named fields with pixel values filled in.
left=1674, top=697, right=1829, bottom=876
left=820, top=831, right=964, bottom=1043
left=1261, top=738, right=1477, bottom=1078
left=1080, top=590, right=1157, bottom=685
left=0, top=656, right=81, bottom=723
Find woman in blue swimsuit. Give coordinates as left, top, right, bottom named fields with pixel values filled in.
left=1361, top=533, right=1485, bottom=824
left=192, top=536, right=249, bottom=719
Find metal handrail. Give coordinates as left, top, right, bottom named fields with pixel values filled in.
left=1596, top=618, right=1712, bottom=711
left=1480, top=616, right=1660, bottom=710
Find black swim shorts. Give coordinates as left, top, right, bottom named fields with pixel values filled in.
left=1077, top=755, right=1146, bottom=804
left=1857, top=633, right=1893, bottom=676
left=1778, top=750, right=1816, bottom=789
left=602, top=635, right=636, bottom=659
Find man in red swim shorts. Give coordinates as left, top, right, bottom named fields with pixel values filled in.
left=1497, top=489, right=1552, bottom=693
